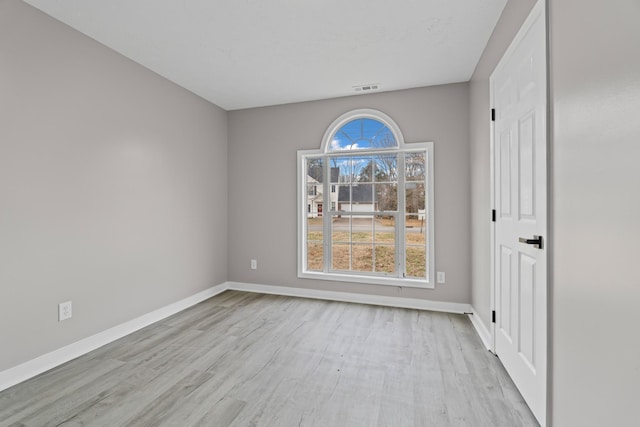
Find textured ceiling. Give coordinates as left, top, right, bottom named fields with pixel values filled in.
left=23, top=0, right=507, bottom=110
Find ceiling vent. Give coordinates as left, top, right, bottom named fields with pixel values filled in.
left=353, top=84, right=380, bottom=93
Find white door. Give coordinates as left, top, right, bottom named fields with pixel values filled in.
left=491, top=1, right=546, bottom=425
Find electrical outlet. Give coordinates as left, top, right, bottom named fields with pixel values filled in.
left=59, top=301, right=72, bottom=321
left=251, top=259, right=257, bottom=270
left=437, top=272, right=446, bottom=284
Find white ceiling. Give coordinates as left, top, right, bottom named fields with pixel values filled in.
left=23, top=0, right=507, bottom=111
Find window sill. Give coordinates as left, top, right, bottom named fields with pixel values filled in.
left=299, top=271, right=435, bottom=289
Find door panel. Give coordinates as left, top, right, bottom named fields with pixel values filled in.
left=519, top=252, right=536, bottom=368
left=519, top=113, right=535, bottom=219
left=499, top=129, right=512, bottom=217
left=499, top=245, right=513, bottom=341
left=491, top=2, right=546, bottom=425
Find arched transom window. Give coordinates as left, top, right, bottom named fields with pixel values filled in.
left=298, top=109, right=434, bottom=288
left=326, top=117, right=398, bottom=151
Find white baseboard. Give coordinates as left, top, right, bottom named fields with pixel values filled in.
left=0, top=283, right=228, bottom=393
left=226, top=281, right=472, bottom=314
left=468, top=307, right=493, bottom=351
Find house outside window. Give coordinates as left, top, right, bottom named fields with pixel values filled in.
left=298, top=109, right=435, bottom=288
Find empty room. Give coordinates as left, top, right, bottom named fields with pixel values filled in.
left=1, top=0, right=638, bottom=426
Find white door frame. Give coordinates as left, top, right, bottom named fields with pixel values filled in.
left=489, top=0, right=547, bottom=424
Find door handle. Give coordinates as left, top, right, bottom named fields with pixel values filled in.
left=519, top=235, right=544, bottom=249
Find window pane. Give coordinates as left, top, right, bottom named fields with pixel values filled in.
left=307, top=190, right=322, bottom=217
left=352, top=156, right=374, bottom=183
left=306, top=215, right=323, bottom=272
left=375, top=183, right=397, bottom=211
left=307, top=184, right=320, bottom=218
left=374, top=215, right=396, bottom=274
left=329, top=168, right=340, bottom=185
left=375, top=245, right=395, bottom=274
left=332, top=216, right=350, bottom=243
left=306, top=157, right=324, bottom=220
left=332, top=157, right=352, bottom=183
left=405, top=182, right=425, bottom=214
left=348, top=184, right=374, bottom=212
left=405, top=152, right=426, bottom=181
left=307, top=217, right=323, bottom=241
left=373, top=154, right=398, bottom=182
left=306, top=242, right=323, bottom=271
left=337, top=184, right=349, bottom=211
left=328, top=118, right=398, bottom=151
left=375, top=215, right=395, bottom=243
left=332, top=243, right=350, bottom=270
left=352, top=244, right=373, bottom=272
left=352, top=217, right=373, bottom=243
left=406, top=246, right=426, bottom=279
left=306, top=157, right=324, bottom=182
left=405, top=223, right=426, bottom=245
left=405, top=209, right=426, bottom=279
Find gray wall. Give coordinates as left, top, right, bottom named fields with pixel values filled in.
left=549, top=0, right=640, bottom=425
left=468, top=0, right=537, bottom=328
left=8, top=0, right=639, bottom=423
left=228, top=84, right=471, bottom=303
left=0, top=0, right=228, bottom=371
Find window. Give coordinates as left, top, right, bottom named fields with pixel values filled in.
left=298, top=109, right=435, bottom=288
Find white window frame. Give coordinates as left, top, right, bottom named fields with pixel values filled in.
left=297, top=109, right=435, bottom=288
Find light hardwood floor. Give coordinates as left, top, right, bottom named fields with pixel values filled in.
left=0, top=291, right=538, bottom=426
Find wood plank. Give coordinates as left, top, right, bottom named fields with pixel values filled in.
left=0, top=291, right=538, bottom=426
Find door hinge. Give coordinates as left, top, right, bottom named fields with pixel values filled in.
left=492, top=310, right=496, bottom=323
left=491, top=108, right=496, bottom=121
left=492, top=209, right=496, bottom=222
